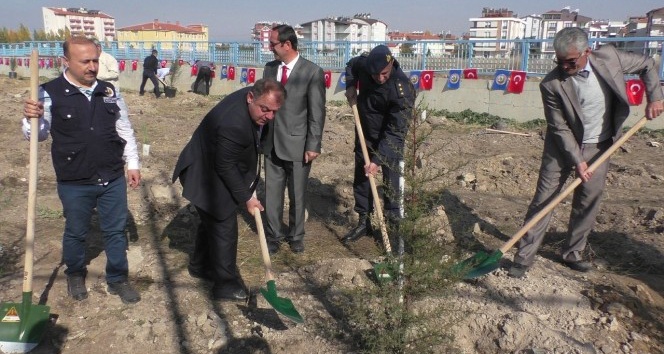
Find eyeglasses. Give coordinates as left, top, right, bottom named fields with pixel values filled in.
left=268, top=41, right=284, bottom=48
left=553, top=53, right=584, bottom=69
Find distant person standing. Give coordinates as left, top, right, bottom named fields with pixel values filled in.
left=262, top=24, right=326, bottom=254
left=93, top=39, right=130, bottom=115
left=193, top=60, right=214, bottom=96
left=139, top=49, right=161, bottom=98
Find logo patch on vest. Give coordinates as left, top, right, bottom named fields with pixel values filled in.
left=104, top=87, right=115, bottom=97
left=103, top=97, right=118, bottom=104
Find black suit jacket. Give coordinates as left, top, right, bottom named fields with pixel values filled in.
left=172, top=87, right=261, bottom=220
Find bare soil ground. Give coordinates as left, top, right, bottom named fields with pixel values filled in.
left=1, top=76, right=664, bottom=353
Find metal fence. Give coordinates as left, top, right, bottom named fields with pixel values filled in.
left=1, top=37, right=663, bottom=78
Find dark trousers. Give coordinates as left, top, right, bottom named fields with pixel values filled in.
left=139, top=71, right=161, bottom=97
left=193, top=67, right=212, bottom=95
left=514, top=140, right=612, bottom=266
left=352, top=148, right=404, bottom=221
left=191, top=206, right=241, bottom=286
left=57, top=176, right=129, bottom=283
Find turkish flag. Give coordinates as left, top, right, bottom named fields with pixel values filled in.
left=507, top=71, right=526, bottom=94
left=228, top=66, right=235, bottom=80
left=626, top=79, right=645, bottom=106
left=160, top=60, right=167, bottom=68
left=38, top=58, right=45, bottom=69
left=247, top=68, right=256, bottom=84
left=324, top=70, right=332, bottom=89
left=131, top=60, right=138, bottom=71
left=210, top=70, right=216, bottom=79
left=191, top=64, right=198, bottom=76
left=47, top=58, right=53, bottom=68
left=463, top=68, right=478, bottom=79
left=119, top=60, right=126, bottom=71
left=420, top=70, right=434, bottom=90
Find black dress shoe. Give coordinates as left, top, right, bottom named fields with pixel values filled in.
left=267, top=241, right=280, bottom=255
left=188, top=265, right=214, bottom=281
left=342, top=214, right=372, bottom=244
left=212, top=282, right=248, bottom=301
left=563, top=260, right=592, bottom=272
left=289, top=240, right=304, bottom=253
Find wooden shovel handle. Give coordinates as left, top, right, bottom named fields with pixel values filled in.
left=24, top=50, right=40, bottom=293
left=351, top=104, right=391, bottom=254
left=500, top=116, right=649, bottom=253
left=253, top=208, right=275, bottom=282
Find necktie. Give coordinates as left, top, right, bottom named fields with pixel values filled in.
left=577, top=70, right=589, bottom=78
left=280, top=65, right=288, bottom=86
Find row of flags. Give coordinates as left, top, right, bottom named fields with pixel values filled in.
left=0, top=56, right=646, bottom=104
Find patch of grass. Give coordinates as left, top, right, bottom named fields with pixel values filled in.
left=37, top=206, right=63, bottom=219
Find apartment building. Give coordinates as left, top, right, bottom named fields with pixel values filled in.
left=387, top=31, right=455, bottom=56
left=42, top=7, right=116, bottom=41
left=116, top=19, right=208, bottom=51
left=646, top=7, right=664, bottom=54
left=540, top=7, right=592, bottom=54
left=250, top=21, right=304, bottom=52
left=299, top=13, right=387, bottom=54
left=468, top=8, right=526, bottom=58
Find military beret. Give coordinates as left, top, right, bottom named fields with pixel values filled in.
left=366, top=45, right=393, bottom=75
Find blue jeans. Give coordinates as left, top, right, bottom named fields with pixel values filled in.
left=58, top=176, right=129, bottom=283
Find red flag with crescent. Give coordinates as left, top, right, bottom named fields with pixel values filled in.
left=420, top=70, right=434, bottom=90
left=247, top=68, right=256, bottom=84
left=191, top=64, right=198, bottom=76
left=507, top=71, right=526, bottom=94
left=119, top=60, right=126, bottom=71
left=463, top=68, right=478, bottom=79
left=228, top=66, right=235, bottom=80
left=131, top=60, right=138, bottom=71
left=626, top=79, right=645, bottom=106
left=324, top=70, right=332, bottom=89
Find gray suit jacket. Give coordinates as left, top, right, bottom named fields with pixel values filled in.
left=263, top=56, right=326, bottom=161
left=540, top=45, right=664, bottom=169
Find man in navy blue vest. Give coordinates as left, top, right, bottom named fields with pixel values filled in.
left=23, top=36, right=142, bottom=304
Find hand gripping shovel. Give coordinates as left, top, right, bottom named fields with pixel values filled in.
left=253, top=209, right=303, bottom=323
left=457, top=116, right=649, bottom=279
left=0, top=50, right=51, bottom=353
left=350, top=105, right=396, bottom=282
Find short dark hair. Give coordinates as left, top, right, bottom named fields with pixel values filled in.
left=63, top=36, right=96, bottom=58
left=272, top=24, right=298, bottom=51
left=152, top=49, right=158, bottom=55
left=251, top=78, right=287, bottom=103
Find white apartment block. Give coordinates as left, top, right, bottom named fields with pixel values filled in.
left=521, top=15, right=542, bottom=39
left=299, top=13, right=387, bottom=54
left=43, top=7, right=116, bottom=41
left=468, top=8, right=526, bottom=58
left=540, top=7, right=591, bottom=54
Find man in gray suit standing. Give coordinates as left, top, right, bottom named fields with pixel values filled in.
left=262, top=24, right=326, bottom=254
left=509, top=27, right=664, bottom=278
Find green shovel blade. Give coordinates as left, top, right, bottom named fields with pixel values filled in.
left=452, top=250, right=504, bottom=279
left=0, top=292, right=51, bottom=354
left=259, top=280, right=303, bottom=323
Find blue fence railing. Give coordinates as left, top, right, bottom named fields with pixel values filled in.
left=1, top=37, right=663, bottom=79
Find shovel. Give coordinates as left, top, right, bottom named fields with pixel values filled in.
left=457, top=116, right=649, bottom=279
left=253, top=208, right=303, bottom=323
left=0, top=50, right=51, bottom=353
left=350, top=105, right=398, bottom=282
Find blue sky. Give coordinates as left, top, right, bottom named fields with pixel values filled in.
left=2, top=0, right=662, bottom=41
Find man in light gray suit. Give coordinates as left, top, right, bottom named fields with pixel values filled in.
left=509, top=27, right=664, bottom=278
left=262, top=24, right=326, bottom=254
